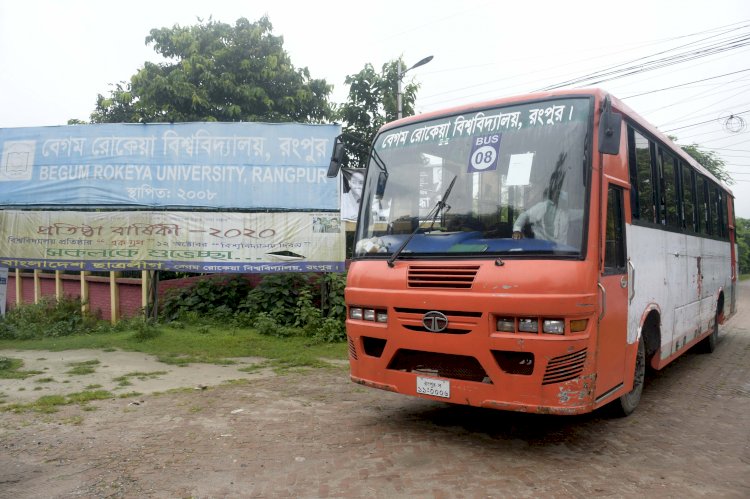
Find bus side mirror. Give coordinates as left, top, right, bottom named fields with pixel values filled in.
left=376, top=171, right=388, bottom=198
left=598, top=99, right=622, bottom=155
left=327, top=136, right=345, bottom=178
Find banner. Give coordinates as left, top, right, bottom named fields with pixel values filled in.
left=341, top=168, right=364, bottom=221
left=0, top=210, right=345, bottom=273
left=0, top=122, right=341, bottom=210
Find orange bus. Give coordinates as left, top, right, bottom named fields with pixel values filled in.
left=329, top=88, right=737, bottom=416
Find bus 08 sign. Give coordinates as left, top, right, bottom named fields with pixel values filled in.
left=416, top=376, right=450, bottom=398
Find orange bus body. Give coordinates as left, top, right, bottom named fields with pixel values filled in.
left=344, top=89, right=735, bottom=415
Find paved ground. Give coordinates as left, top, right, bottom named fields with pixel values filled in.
left=1, top=283, right=749, bottom=498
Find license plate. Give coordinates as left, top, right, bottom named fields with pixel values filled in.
left=416, top=376, right=450, bottom=398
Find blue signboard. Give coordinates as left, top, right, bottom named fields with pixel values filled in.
left=0, top=122, right=341, bottom=210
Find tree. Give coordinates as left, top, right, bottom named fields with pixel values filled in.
left=735, top=217, right=750, bottom=274
left=90, top=17, right=333, bottom=124
left=676, top=141, right=733, bottom=185
left=337, top=59, right=421, bottom=168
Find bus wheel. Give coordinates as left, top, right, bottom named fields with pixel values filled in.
left=699, top=310, right=720, bottom=354
left=613, top=337, right=645, bottom=417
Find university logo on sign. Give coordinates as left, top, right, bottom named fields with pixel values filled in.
left=1, top=141, right=35, bottom=181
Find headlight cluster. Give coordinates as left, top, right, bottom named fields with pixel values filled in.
left=495, top=317, right=587, bottom=335
left=349, top=307, right=388, bottom=323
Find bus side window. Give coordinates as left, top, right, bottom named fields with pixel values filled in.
left=709, top=184, right=721, bottom=238
left=604, top=185, right=627, bottom=274
left=627, top=127, right=655, bottom=223
left=680, top=162, right=695, bottom=232
left=659, top=149, right=680, bottom=229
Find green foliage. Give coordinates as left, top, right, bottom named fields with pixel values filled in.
left=674, top=140, right=733, bottom=185
left=0, top=357, right=43, bottom=379
left=159, top=272, right=348, bottom=342
left=736, top=217, right=750, bottom=274
left=313, top=317, right=347, bottom=344
left=239, top=273, right=311, bottom=325
left=0, top=321, right=347, bottom=373
left=0, top=272, right=348, bottom=348
left=65, top=360, right=100, bottom=376
left=90, top=16, right=332, bottom=124
left=252, top=312, right=298, bottom=338
left=322, top=272, right=347, bottom=322
left=337, top=58, right=421, bottom=168
left=2, top=390, right=114, bottom=414
left=161, top=275, right=252, bottom=320
left=129, top=318, right=162, bottom=342
left=0, top=296, right=100, bottom=340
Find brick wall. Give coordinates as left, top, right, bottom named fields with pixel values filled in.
left=6, top=272, right=143, bottom=321
left=4, top=272, right=266, bottom=321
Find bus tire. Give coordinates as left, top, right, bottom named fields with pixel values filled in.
left=613, top=336, right=645, bottom=417
left=699, top=309, right=719, bottom=354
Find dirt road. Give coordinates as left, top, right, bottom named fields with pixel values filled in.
left=1, top=284, right=749, bottom=498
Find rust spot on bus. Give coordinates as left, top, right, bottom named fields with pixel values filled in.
left=557, top=374, right=596, bottom=405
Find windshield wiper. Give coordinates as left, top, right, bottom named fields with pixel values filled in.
left=429, top=175, right=456, bottom=231
left=387, top=175, right=457, bottom=268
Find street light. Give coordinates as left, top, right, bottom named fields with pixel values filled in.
left=397, top=55, right=433, bottom=120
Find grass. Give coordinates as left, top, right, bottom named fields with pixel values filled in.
left=0, top=320, right=347, bottom=417
left=0, top=323, right=347, bottom=369
left=113, top=371, right=168, bottom=387
left=1, top=389, right=116, bottom=414
left=65, top=359, right=101, bottom=375
left=0, top=357, right=43, bottom=379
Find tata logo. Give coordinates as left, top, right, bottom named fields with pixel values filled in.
left=422, top=311, right=449, bottom=333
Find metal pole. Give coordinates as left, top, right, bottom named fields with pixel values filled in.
left=396, top=56, right=432, bottom=121
left=397, top=63, right=404, bottom=120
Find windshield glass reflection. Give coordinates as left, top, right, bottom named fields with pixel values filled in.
left=355, top=97, right=591, bottom=259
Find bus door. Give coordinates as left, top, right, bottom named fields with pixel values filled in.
left=596, top=184, right=629, bottom=400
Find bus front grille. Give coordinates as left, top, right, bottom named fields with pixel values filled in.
left=387, top=349, right=490, bottom=383
left=394, top=308, right=482, bottom=334
left=407, top=265, right=480, bottom=289
left=542, top=348, right=587, bottom=385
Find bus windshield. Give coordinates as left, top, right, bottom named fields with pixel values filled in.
left=354, top=97, right=592, bottom=259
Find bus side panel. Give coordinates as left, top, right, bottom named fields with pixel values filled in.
left=629, top=225, right=732, bottom=367
left=627, top=225, right=670, bottom=349
left=698, top=236, right=732, bottom=325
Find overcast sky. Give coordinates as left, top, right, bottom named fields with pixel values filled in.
left=1, top=0, right=749, bottom=215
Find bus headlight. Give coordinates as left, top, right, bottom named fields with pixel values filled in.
left=349, top=306, right=387, bottom=324
left=518, top=318, right=538, bottom=333
left=543, top=319, right=565, bottom=334
left=496, top=318, right=515, bottom=332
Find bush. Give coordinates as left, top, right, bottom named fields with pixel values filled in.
left=253, top=312, right=298, bottom=338
left=313, top=317, right=347, bottom=343
left=161, top=275, right=252, bottom=320
left=321, top=272, right=347, bottom=322
left=157, top=272, right=348, bottom=342
left=0, top=296, right=100, bottom=340
left=129, top=318, right=162, bottom=342
left=238, top=273, right=313, bottom=325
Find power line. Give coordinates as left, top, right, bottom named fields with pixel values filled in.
left=419, top=20, right=750, bottom=105
left=662, top=109, right=750, bottom=132
left=652, top=81, right=750, bottom=125
left=622, top=68, right=750, bottom=98
left=537, top=27, right=750, bottom=91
